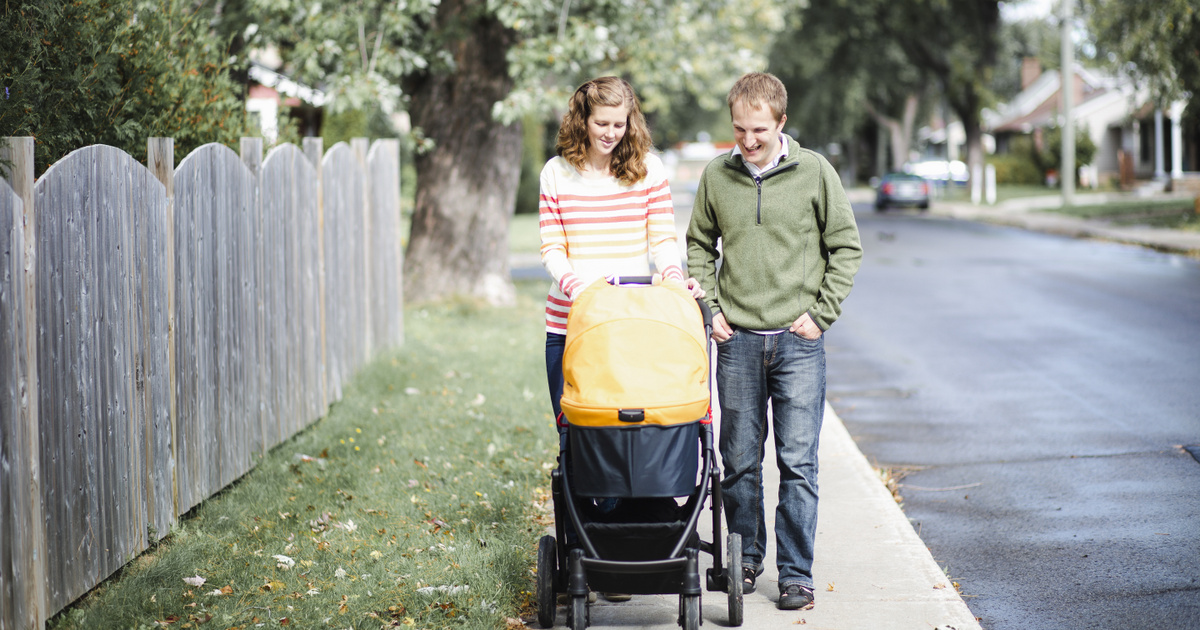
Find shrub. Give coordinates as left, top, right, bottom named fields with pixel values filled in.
left=987, top=152, right=1043, bottom=185
left=1, top=0, right=250, bottom=175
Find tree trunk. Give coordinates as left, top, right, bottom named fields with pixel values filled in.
left=402, top=1, right=521, bottom=306
left=951, top=90, right=985, bottom=186
left=865, top=94, right=919, bottom=171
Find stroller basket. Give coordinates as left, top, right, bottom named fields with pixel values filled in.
left=569, top=423, right=698, bottom=497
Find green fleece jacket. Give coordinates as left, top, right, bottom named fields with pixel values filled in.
left=686, top=138, right=862, bottom=331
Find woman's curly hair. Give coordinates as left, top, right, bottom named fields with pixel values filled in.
left=556, top=76, right=651, bottom=186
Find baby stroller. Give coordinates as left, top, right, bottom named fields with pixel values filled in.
left=536, top=277, right=743, bottom=629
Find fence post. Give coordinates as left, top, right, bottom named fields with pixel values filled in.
left=352, top=138, right=372, bottom=358
left=0, top=136, right=47, bottom=629
left=146, top=138, right=177, bottom=522
left=240, top=138, right=266, bottom=455
left=303, top=137, right=327, bottom=410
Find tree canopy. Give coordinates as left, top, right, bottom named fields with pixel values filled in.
left=769, top=0, right=1001, bottom=177
left=1083, top=0, right=1200, bottom=104
left=1, top=0, right=250, bottom=174
left=236, top=0, right=799, bottom=304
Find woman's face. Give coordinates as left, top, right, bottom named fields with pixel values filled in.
left=586, top=104, right=630, bottom=163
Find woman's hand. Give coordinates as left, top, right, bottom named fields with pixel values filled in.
left=685, top=277, right=706, bottom=299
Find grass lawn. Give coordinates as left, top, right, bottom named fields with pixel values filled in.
left=938, top=183, right=1059, bottom=204
left=1042, top=197, right=1200, bottom=231
left=508, top=213, right=542, bottom=255
left=50, top=281, right=556, bottom=630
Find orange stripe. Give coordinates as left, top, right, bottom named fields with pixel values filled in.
left=557, top=188, right=655, bottom=203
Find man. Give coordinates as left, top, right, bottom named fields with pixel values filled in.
left=686, top=72, right=862, bottom=611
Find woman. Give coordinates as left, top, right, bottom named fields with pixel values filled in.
left=539, top=76, right=703, bottom=431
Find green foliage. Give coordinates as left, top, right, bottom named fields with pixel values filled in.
left=987, top=151, right=1042, bottom=185
left=515, top=116, right=548, bottom=216
left=1032, top=125, right=1098, bottom=182
left=1084, top=0, right=1200, bottom=104
left=321, top=104, right=397, bottom=149
left=767, top=0, right=1002, bottom=174
left=1, top=0, right=251, bottom=175
left=244, top=0, right=796, bottom=135
left=993, top=16, right=1061, bottom=101
left=769, top=0, right=932, bottom=148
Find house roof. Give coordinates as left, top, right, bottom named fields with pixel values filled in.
left=247, top=62, right=327, bottom=107
left=983, top=64, right=1134, bottom=133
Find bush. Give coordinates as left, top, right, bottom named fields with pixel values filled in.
left=987, top=152, right=1042, bottom=185
left=1, top=0, right=250, bottom=175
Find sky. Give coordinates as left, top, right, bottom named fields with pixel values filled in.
left=1000, top=0, right=1057, bottom=22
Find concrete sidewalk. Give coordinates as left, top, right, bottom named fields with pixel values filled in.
left=543, top=404, right=983, bottom=630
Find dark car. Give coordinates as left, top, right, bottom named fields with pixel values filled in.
left=874, top=173, right=931, bottom=211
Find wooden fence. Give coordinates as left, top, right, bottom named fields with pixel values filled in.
left=0, top=135, right=404, bottom=629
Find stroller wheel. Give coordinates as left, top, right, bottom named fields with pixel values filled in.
left=679, top=593, right=701, bottom=630
left=536, top=535, right=557, bottom=628
left=568, top=594, right=589, bottom=630
left=726, top=533, right=744, bottom=626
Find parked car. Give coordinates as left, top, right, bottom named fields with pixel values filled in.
left=874, top=173, right=931, bottom=211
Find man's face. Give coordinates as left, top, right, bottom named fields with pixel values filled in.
left=731, top=100, right=786, bottom=171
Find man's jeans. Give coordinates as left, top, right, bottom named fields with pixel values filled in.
left=717, top=329, right=825, bottom=588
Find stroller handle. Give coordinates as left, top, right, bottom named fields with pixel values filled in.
left=695, top=298, right=713, bottom=335
left=604, top=276, right=714, bottom=333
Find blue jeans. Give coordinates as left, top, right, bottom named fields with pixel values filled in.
left=717, top=329, right=825, bottom=588
left=546, top=332, right=566, bottom=433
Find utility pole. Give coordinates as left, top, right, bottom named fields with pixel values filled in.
left=1061, top=0, right=1075, bottom=206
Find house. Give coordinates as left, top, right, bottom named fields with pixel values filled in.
left=983, top=58, right=1196, bottom=190
left=246, top=61, right=327, bottom=142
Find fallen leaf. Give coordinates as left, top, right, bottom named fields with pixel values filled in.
left=826, top=582, right=835, bottom=592
left=335, top=566, right=348, bottom=579
left=274, top=554, right=296, bottom=570
left=182, top=576, right=206, bottom=587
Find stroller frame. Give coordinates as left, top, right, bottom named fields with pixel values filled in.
left=536, top=277, right=743, bottom=630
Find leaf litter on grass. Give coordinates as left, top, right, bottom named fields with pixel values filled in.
left=49, top=281, right=559, bottom=630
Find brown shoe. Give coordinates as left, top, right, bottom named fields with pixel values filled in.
left=557, top=591, right=597, bottom=604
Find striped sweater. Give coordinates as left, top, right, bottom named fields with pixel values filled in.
left=539, top=153, right=684, bottom=334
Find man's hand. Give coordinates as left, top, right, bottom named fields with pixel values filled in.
left=712, top=312, right=734, bottom=342
left=790, top=312, right=822, bottom=340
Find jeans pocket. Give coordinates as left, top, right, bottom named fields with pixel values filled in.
left=715, top=330, right=739, bottom=346
left=789, top=330, right=820, bottom=343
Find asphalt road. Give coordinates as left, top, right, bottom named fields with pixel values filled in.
left=826, top=206, right=1200, bottom=629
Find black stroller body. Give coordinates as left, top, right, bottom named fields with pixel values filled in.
left=536, top=277, right=743, bottom=629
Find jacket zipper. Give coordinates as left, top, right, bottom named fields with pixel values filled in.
left=754, top=176, right=763, bottom=224
left=726, top=159, right=799, bottom=226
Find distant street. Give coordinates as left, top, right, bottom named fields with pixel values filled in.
left=826, top=204, right=1200, bottom=629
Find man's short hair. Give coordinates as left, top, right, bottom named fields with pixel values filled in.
left=727, top=72, right=787, bottom=122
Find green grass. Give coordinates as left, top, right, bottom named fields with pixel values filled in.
left=1041, top=197, right=1200, bottom=231
left=50, top=281, right=556, bottom=630
left=508, top=213, right=542, bottom=255
left=938, top=183, right=1059, bottom=204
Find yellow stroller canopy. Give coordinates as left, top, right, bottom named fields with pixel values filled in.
left=561, top=279, right=709, bottom=429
